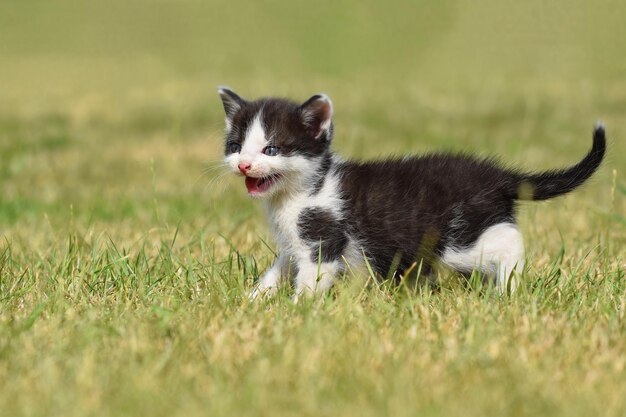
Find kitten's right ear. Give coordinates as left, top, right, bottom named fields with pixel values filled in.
left=217, top=87, right=246, bottom=126
left=300, top=94, right=333, bottom=140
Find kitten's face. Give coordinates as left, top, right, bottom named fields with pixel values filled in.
left=219, top=88, right=333, bottom=198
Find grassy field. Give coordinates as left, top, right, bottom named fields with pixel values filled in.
left=1, top=1, right=625, bottom=416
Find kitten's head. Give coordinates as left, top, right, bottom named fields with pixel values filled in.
left=218, top=87, right=333, bottom=198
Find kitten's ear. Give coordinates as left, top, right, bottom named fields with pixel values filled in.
left=300, top=94, right=333, bottom=140
left=217, top=86, right=246, bottom=125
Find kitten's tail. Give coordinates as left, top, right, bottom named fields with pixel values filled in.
left=513, top=123, right=607, bottom=201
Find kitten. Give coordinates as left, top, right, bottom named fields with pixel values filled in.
left=218, top=87, right=606, bottom=298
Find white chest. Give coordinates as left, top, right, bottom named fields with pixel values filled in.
left=264, top=172, right=344, bottom=256
left=265, top=193, right=310, bottom=255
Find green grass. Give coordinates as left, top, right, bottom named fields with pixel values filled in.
left=0, top=1, right=625, bottom=416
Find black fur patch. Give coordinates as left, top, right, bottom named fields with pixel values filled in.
left=223, top=97, right=331, bottom=158
left=336, top=148, right=601, bottom=277
left=309, top=152, right=333, bottom=195
left=297, top=208, right=347, bottom=263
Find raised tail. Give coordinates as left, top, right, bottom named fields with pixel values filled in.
left=513, top=124, right=607, bottom=201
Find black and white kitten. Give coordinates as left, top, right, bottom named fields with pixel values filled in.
left=218, top=88, right=606, bottom=297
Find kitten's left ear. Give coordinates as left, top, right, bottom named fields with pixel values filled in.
left=300, top=94, right=333, bottom=140
left=217, top=86, right=246, bottom=126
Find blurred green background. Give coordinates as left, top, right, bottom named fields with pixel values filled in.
left=2, top=0, right=626, bottom=96
left=0, top=0, right=624, bottom=246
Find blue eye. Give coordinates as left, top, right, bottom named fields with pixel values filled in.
left=228, top=142, right=241, bottom=153
left=263, top=146, right=279, bottom=156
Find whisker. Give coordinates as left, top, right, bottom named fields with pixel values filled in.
left=195, top=167, right=225, bottom=187
left=204, top=171, right=234, bottom=193
left=202, top=165, right=228, bottom=175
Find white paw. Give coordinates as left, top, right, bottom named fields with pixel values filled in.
left=249, top=285, right=277, bottom=301
left=292, top=285, right=314, bottom=303
left=291, top=293, right=300, bottom=304
left=249, top=287, right=261, bottom=301
left=496, top=274, right=519, bottom=295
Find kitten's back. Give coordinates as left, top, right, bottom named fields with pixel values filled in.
left=337, top=155, right=518, bottom=275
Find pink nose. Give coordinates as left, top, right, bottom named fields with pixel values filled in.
left=238, top=162, right=251, bottom=174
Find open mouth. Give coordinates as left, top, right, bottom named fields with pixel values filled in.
left=245, top=174, right=281, bottom=195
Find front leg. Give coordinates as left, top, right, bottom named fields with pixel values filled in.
left=294, top=207, right=347, bottom=299
left=293, top=260, right=340, bottom=300
left=249, top=254, right=289, bottom=300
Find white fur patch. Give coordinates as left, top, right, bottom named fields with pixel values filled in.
left=266, top=169, right=343, bottom=248
left=261, top=166, right=360, bottom=296
left=441, top=223, right=524, bottom=293
left=294, top=260, right=340, bottom=297
left=241, top=112, right=268, bottom=160
left=249, top=254, right=288, bottom=300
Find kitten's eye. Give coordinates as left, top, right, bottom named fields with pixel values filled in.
left=263, top=146, right=280, bottom=156
left=228, top=142, right=241, bottom=153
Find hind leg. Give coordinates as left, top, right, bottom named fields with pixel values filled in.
left=442, top=223, right=525, bottom=294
